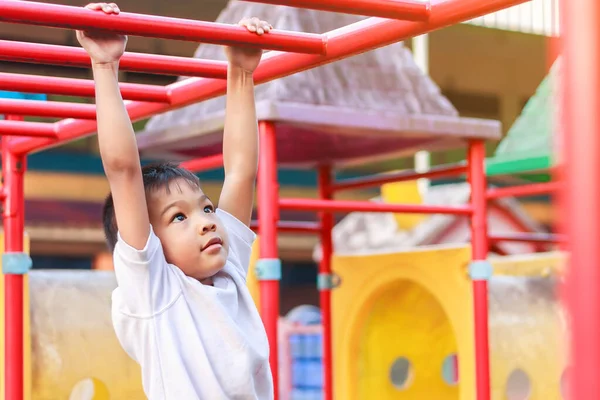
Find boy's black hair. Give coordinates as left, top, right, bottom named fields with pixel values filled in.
left=102, top=162, right=201, bottom=252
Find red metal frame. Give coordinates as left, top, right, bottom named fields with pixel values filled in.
left=257, top=121, right=280, bottom=398
left=468, top=140, right=490, bottom=400
left=0, top=72, right=170, bottom=102
left=333, top=162, right=467, bottom=192
left=561, top=0, right=598, bottom=398
left=249, top=221, right=321, bottom=234
left=0, top=40, right=229, bottom=79
left=0, top=1, right=327, bottom=54
left=0, top=120, right=58, bottom=138
left=244, top=0, right=431, bottom=20
left=280, top=198, right=473, bottom=215
left=7, top=0, right=531, bottom=156
left=180, top=154, right=224, bottom=172
left=2, top=116, right=26, bottom=400
left=317, top=166, right=334, bottom=400
left=486, top=181, right=560, bottom=200
left=0, top=1, right=539, bottom=400
left=488, top=233, right=566, bottom=244
left=0, top=99, right=97, bottom=120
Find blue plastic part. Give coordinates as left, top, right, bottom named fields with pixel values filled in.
left=255, top=258, right=282, bottom=281
left=469, top=260, right=493, bottom=281
left=317, top=273, right=340, bottom=290
left=0, top=91, right=47, bottom=101
left=2, top=252, right=32, bottom=275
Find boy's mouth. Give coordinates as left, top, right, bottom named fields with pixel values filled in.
left=201, top=237, right=223, bottom=252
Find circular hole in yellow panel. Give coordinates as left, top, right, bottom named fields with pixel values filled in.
left=560, top=367, right=572, bottom=399
left=506, top=368, right=531, bottom=400
left=442, top=353, right=459, bottom=386
left=389, top=357, right=414, bottom=390
left=69, top=377, right=110, bottom=400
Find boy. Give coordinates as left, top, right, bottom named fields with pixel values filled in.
left=77, top=3, right=274, bottom=399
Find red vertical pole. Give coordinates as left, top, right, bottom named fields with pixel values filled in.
left=3, top=115, right=27, bottom=400
left=561, top=0, right=600, bottom=398
left=468, top=140, right=491, bottom=400
left=257, top=121, right=280, bottom=399
left=317, top=165, right=334, bottom=400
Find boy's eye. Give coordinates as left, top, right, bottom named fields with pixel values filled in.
left=203, top=205, right=214, bottom=213
left=171, top=213, right=186, bottom=223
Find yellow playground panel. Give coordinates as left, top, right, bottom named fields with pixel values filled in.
left=0, top=233, right=145, bottom=400
left=332, top=246, right=568, bottom=400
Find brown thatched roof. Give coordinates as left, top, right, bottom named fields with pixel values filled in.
left=137, top=1, right=501, bottom=168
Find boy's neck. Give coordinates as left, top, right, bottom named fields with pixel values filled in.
left=200, top=276, right=215, bottom=286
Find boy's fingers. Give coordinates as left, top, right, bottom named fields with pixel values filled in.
left=260, top=21, right=272, bottom=33
left=109, top=3, right=120, bottom=13
left=85, top=3, right=102, bottom=10
left=237, top=17, right=271, bottom=35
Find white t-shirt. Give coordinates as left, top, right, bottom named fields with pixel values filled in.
left=111, top=208, right=273, bottom=400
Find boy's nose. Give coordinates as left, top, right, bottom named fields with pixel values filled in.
left=199, top=220, right=217, bottom=234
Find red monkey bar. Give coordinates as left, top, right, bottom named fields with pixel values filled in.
left=0, top=0, right=327, bottom=54
left=0, top=99, right=97, bottom=120
left=244, top=0, right=431, bottom=20
left=0, top=72, right=170, bottom=103
left=0, top=39, right=229, bottom=79
left=0, top=120, right=57, bottom=138
left=9, top=0, right=531, bottom=156
left=0, top=1, right=533, bottom=400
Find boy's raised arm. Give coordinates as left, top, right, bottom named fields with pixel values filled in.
left=218, top=18, right=272, bottom=226
left=77, top=3, right=150, bottom=250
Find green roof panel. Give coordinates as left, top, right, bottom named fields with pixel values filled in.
left=486, top=58, right=560, bottom=176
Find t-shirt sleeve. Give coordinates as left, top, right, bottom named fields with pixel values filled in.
left=112, top=226, right=182, bottom=317
left=216, top=208, right=256, bottom=278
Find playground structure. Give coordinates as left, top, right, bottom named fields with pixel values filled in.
left=0, top=1, right=595, bottom=400
left=330, top=246, right=567, bottom=400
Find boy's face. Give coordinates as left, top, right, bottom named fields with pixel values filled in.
left=146, top=178, right=229, bottom=282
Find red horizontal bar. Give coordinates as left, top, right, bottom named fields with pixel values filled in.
left=0, top=1, right=326, bottom=55
left=13, top=0, right=530, bottom=155
left=279, top=198, right=472, bottom=215
left=0, top=121, right=58, bottom=138
left=486, top=181, right=561, bottom=200
left=0, top=40, right=228, bottom=79
left=0, top=73, right=169, bottom=103
left=334, top=163, right=467, bottom=192
left=0, top=99, right=96, bottom=120
left=249, top=220, right=321, bottom=234
left=489, top=232, right=567, bottom=244
left=244, top=0, right=430, bottom=20
left=180, top=155, right=224, bottom=172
